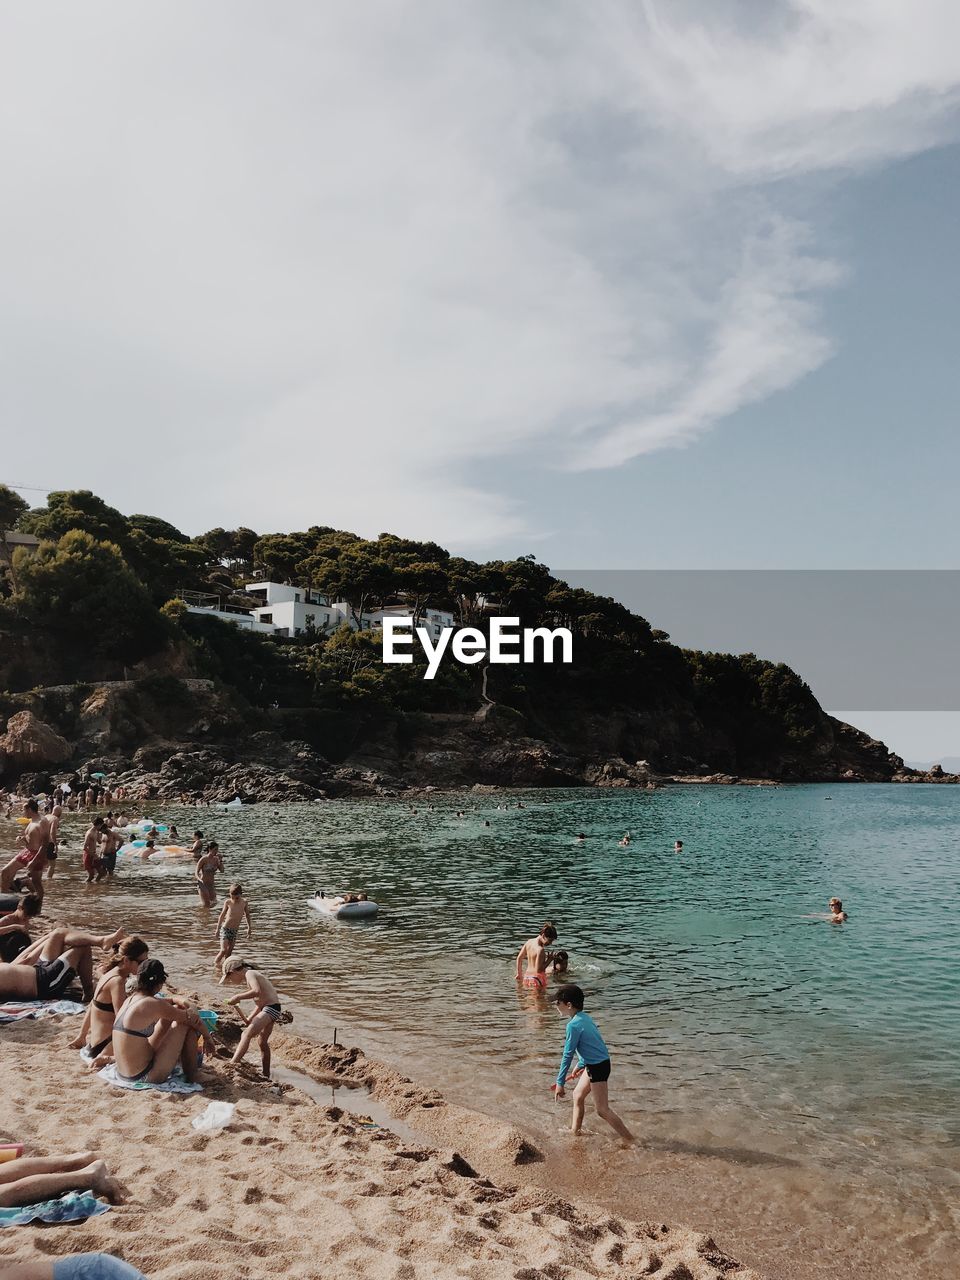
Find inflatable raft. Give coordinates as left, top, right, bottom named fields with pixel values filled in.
left=0, top=893, right=22, bottom=913
left=308, top=895, right=379, bottom=920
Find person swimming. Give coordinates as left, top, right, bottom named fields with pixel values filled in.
left=828, top=897, right=848, bottom=922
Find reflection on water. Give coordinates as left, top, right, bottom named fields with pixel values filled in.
left=20, top=785, right=960, bottom=1278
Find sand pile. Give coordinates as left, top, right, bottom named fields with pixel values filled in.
left=0, top=1017, right=760, bottom=1280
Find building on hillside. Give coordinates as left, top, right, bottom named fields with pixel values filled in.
left=180, top=590, right=276, bottom=634
left=1, top=529, right=40, bottom=568
left=242, top=582, right=456, bottom=639
left=243, top=581, right=341, bottom=637
left=184, top=580, right=457, bottom=641
left=372, top=604, right=456, bottom=638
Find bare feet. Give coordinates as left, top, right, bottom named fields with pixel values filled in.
left=67, top=1035, right=86, bottom=1050
left=100, top=927, right=125, bottom=948
left=87, top=1159, right=125, bottom=1204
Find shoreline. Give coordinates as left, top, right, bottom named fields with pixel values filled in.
left=3, top=794, right=952, bottom=1280
left=1, top=1012, right=760, bottom=1280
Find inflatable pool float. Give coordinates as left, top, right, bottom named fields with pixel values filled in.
left=149, top=845, right=191, bottom=861
left=118, top=842, right=191, bottom=860
left=308, top=895, right=379, bottom=920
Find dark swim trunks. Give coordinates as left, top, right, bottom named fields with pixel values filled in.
left=34, top=956, right=77, bottom=1000
left=0, top=930, right=30, bottom=962
left=585, top=1058, right=611, bottom=1083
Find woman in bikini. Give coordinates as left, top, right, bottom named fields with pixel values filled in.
left=195, top=841, right=224, bottom=907
left=68, top=937, right=149, bottom=1062
left=112, top=959, right=214, bottom=1085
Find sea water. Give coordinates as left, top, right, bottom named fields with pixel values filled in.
left=34, top=785, right=960, bottom=1278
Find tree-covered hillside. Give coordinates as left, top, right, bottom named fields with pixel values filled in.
left=0, top=485, right=896, bottom=782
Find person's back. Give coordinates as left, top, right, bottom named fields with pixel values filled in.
left=516, top=923, right=558, bottom=991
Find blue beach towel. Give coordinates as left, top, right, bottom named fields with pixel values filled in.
left=97, top=1063, right=202, bottom=1094
left=0, top=1191, right=111, bottom=1228
left=0, top=999, right=86, bottom=1024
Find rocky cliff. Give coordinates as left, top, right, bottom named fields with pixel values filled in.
left=0, top=675, right=916, bottom=802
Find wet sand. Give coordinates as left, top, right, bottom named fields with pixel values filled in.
left=0, top=1014, right=760, bottom=1280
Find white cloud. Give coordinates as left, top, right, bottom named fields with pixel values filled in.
left=1, top=1, right=958, bottom=546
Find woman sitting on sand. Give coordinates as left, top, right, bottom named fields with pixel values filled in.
left=0, top=926, right=124, bottom=1003
left=68, top=937, right=150, bottom=1062
left=111, top=959, right=215, bottom=1086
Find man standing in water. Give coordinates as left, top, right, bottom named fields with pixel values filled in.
left=45, top=803, right=63, bottom=879
left=82, top=817, right=106, bottom=883
left=0, top=800, right=51, bottom=893
left=100, top=819, right=122, bottom=878
left=196, top=840, right=224, bottom=907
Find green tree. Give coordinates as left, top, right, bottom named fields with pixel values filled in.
left=0, top=486, right=32, bottom=595
left=397, top=561, right=448, bottom=620
left=125, top=529, right=212, bottom=604
left=12, top=531, right=161, bottom=661
left=198, top=526, right=260, bottom=573
left=20, top=490, right=130, bottom=545
left=128, top=514, right=191, bottom=543
left=304, top=543, right=395, bottom=623
left=0, top=485, right=29, bottom=530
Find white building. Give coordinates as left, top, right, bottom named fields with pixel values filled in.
left=372, top=604, right=455, bottom=639
left=242, top=582, right=456, bottom=639
left=184, top=581, right=456, bottom=641
left=181, top=590, right=277, bottom=634
left=243, top=581, right=341, bottom=637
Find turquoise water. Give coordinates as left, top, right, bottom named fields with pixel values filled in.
left=25, top=785, right=960, bottom=1277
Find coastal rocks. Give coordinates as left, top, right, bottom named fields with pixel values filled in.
left=583, top=757, right=664, bottom=788
left=891, top=764, right=960, bottom=783
left=77, top=686, right=140, bottom=751
left=102, top=746, right=327, bottom=804
left=0, top=710, right=71, bottom=773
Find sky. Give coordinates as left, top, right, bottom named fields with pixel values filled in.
left=2, top=1, right=959, bottom=758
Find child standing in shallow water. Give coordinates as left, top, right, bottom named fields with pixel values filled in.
left=220, top=957, right=289, bottom=1079
left=214, top=883, right=252, bottom=971
left=515, top=922, right=558, bottom=992
left=553, top=984, right=633, bottom=1143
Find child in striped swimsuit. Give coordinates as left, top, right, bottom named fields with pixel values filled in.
left=220, top=957, right=289, bottom=1080
left=213, top=883, right=252, bottom=972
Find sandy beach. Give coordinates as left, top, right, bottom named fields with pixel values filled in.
left=0, top=1007, right=759, bottom=1280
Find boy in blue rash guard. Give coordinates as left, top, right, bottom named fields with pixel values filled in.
left=553, top=984, right=634, bottom=1142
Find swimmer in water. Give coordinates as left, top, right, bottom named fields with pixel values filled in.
left=828, top=897, right=848, bottom=922
left=575, top=833, right=586, bottom=843
left=516, top=922, right=558, bottom=992
left=545, top=949, right=569, bottom=976
left=674, top=840, right=683, bottom=853
left=619, top=832, right=631, bottom=847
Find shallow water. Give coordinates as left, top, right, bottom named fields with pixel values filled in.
left=19, top=785, right=960, bottom=1278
